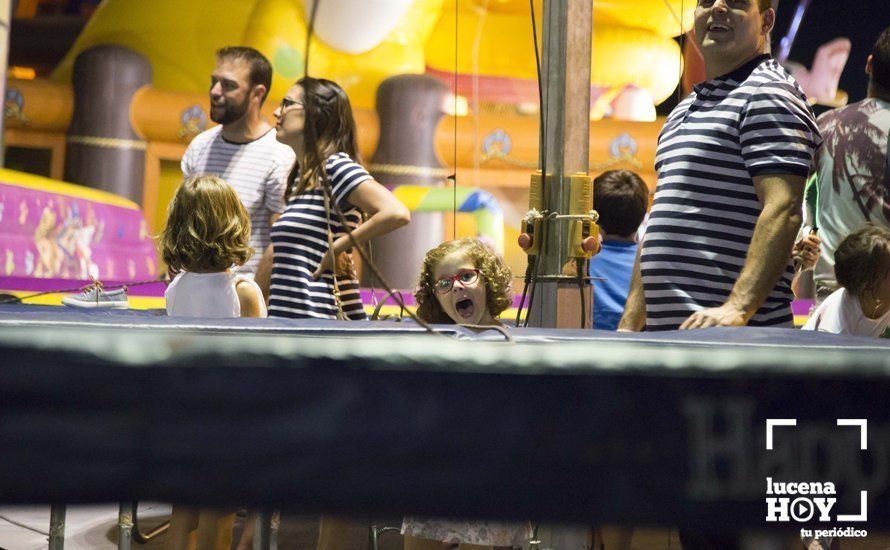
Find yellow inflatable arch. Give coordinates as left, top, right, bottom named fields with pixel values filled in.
left=425, top=5, right=686, bottom=105
left=52, top=0, right=693, bottom=109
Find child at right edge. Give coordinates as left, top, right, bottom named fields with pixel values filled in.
left=802, top=224, right=890, bottom=336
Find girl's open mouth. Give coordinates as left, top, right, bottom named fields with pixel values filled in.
left=456, top=298, right=475, bottom=318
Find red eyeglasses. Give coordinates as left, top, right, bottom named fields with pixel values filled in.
left=434, top=269, right=480, bottom=294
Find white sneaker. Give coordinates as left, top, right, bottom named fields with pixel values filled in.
left=61, top=283, right=129, bottom=309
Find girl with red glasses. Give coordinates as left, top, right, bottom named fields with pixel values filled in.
left=404, top=238, right=529, bottom=549
left=414, top=238, right=513, bottom=327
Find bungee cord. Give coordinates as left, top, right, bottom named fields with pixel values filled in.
left=516, top=0, right=547, bottom=328
left=451, top=0, right=459, bottom=240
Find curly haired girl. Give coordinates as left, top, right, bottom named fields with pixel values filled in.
left=405, top=239, right=528, bottom=549
left=414, top=238, right=513, bottom=327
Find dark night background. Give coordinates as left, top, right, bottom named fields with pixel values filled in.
left=776, top=0, right=887, bottom=105
left=659, top=0, right=890, bottom=116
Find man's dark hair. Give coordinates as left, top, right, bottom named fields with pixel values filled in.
left=593, top=169, right=649, bottom=237
left=834, top=224, right=890, bottom=300
left=757, top=0, right=771, bottom=12
left=216, top=46, right=273, bottom=104
left=870, top=25, right=890, bottom=91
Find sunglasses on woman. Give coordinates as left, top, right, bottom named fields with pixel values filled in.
left=279, top=97, right=305, bottom=111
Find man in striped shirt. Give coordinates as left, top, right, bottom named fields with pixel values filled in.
left=619, top=0, right=821, bottom=333
left=181, top=47, right=295, bottom=282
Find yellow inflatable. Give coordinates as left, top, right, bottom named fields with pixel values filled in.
left=52, top=0, right=261, bottom=94
left=53, top=0, right=442, bottom=109
left=595, top=0, right=695, bottom=37
left=473, top=0, right=694, bottom=37
left=425, top=5, right=682, bottom=104
left=242, top=0, right=443, bottom=106
left=52, top=0, right=689, bottom=109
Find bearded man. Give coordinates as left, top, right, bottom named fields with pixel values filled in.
left=181, top=46, right=294, bottom=279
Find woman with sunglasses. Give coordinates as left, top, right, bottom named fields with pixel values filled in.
left=259, top=77, right=410, bottom=319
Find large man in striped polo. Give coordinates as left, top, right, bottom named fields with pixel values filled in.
left=619, top=0, right=821, bottom=332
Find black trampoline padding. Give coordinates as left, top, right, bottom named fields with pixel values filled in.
left=1, top=306, right=889, bottom=530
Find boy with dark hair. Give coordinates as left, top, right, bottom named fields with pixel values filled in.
left=589, top=169, right=649, bottom=330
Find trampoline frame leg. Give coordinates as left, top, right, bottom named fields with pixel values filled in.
left=369, top=525, right=400, bottom=550
left=252, top=510, right=273, bottom=550
left=48, top=504, right=66, bottom=550
left=118, top=502, right=134, bottom=550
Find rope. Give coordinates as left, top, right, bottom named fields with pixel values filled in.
left=518, top=0, right=546, bottom=328
left=461, top=323, right=514, bottom=342
left=452, top=0, right=459, bottom=240
left=295, top=16, right=440, bottom=333
left=67, top=135, right=147, bottom=151
left=0, top=514, right=49, bottom=536
left=677, top=0, right=686, bottom=105
left=0, top=278, right=162, bottom=305
left=368, top=163, right=451, bottom=178
left=322, top=186, right=346, bottom=320
left=370, top=289, right=406, bottom=321
left=471, top=0, right=489, bottom=189
left=304, top=0, right=320, bottom=77
left=314, top=164, right=440, bottom=333
left=577, top=258, right=586, bottom=328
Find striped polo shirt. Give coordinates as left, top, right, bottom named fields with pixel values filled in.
left=268, top=153, right=371, bottom=320
left=641, top=55, right=820, bottom=331
left=182, top=126, right=295, bottom=276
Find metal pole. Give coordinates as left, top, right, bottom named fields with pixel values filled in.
left=527, top=0, right=592, bottom=328
left=525, top=1, right=594, bottom=543
left=776, top=0, right=810, bottom=62
left=48, top=504, right=66, bottom=550
left=117, top=502, right=134, bottom=550
left=0, top=0, right=13, bottom=167
left=252, top=510, right=273, bottom=550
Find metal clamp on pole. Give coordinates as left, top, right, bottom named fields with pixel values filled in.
left=518, top=170, right=548, bottom=255
left=564, top=172, right=600, bottom=259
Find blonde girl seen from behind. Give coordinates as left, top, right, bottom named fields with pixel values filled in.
left=161, top=175, right=266, bottom=319
left=160, top=175, right=267, bottom=550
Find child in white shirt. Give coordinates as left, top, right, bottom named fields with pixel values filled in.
left=159, top=174, right=265, bottom=550
left=803, top=224, right=890, bottom=337
left=162, top=175, right=266, bottom=319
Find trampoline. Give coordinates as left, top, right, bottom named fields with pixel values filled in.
left=1, top=304, right=888, bottom=549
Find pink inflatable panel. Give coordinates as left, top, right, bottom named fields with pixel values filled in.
left=0, top=173, right=158, bottom=282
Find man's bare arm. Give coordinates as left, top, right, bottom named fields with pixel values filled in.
left=679, top=173, right=805, bottom=329
left=617, top=244, right=646, bottom=332
left=253, top=212, right=281, bottom=301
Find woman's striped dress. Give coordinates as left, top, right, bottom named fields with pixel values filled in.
left=268, top=153, right=370, bottom=320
